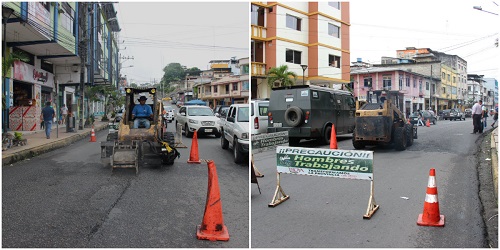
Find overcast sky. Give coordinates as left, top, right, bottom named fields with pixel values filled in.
left=115, top=2, right=249, bottom=85
left=350, top=0, right=499, bottom=80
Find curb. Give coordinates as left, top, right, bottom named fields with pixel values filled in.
left=491, top=129, right=498, bottom=200
left=2, top=124, right=108, bottom=165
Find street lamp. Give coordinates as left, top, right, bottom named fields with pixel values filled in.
left=2, top=6, right=14, bottom=132
left=473, top=6, right=498, bottom=15
left=185, top=73, right=189, bottom=90
left=300, top=65, right=308, bottom=85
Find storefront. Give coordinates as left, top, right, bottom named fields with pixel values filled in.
left=9, top=60, right=55, bottom=131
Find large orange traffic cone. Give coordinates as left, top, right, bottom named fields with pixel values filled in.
left=329, top=125, right=338, bottom=149
left=426, top=119, right=430, bottom=127
left=188, top=130, right=201, bottom=164
left=417, top=168, right=445, bottom=227
left=196, top=160, right=230, bottom=241
left=89, top=125, right=96, bottom=142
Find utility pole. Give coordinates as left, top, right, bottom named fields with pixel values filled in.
left=79, top=2, right=87, bottom=130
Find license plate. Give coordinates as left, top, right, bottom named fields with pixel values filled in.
left=205, top=129, right=212, bottom=132
left=274, top=123, right=282, bottom=127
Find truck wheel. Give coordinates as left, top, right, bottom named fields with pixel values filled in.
left=221, top=130, right=229, bottom=149
left=394, top=127, right=407, bottom=151
left=163, top=132, right=175, bottom=146
left=321, top=125, right=332, bottom=145
left=352, top=132, right=365, bottom=149
left=184, top=124, right=193, bottom=138
left=404, top=124, right=414, bottom=147
left=233, top=139, right=244, bottom=163
left=284, top=106, right=303, bottom=127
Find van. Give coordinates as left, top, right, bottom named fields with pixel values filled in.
left=250, top=99, right=269, bottom=135
left=267, top=85, right=356, bottom=146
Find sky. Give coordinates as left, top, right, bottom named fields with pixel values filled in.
left=115, top=2, right=249, bottom=85
left=349, top=0, right=499, bottom=80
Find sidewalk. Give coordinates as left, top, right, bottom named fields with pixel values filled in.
left=2, top=120, right=109, bottom=165
left=491, top=127, right=498, bottom=199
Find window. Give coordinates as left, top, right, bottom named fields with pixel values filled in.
left=328, top=23, right=340, bottom=38
left=40, top=60, right=53, bottom=73
left=241, top=64, right=249, bottom=74
left=363, top=77, right=372, bottom=88
left=232, top=83, right=238, bottom=91
left=426, top=82, right=430, bottom=90
left=225, top=84, right=230, bottom=93
left=41, top=2, right=50, bottom=11
left=213, top=85, right=218, bottom=93
left=413, top=77, right=416, bottom=88
left=399, top=76, right=403, bottom=89
left=442, top=72, right=445, bottom=79
left=447, top=74, right=450, bottom=81
left=13, top=47, right=35, bottom=66
left=328, top=2, right=340, bottom=9
left=312, top=91, right=319, bottom=99
left=286, top=49, right=302, bottom=64
left=442, top=87, right=446, bottom=94
left=286, top=14, right=301, bottom=31
left=329, top=54, right=340, bottom=68
left=60, top=3, right=74, bottom=34
left=251, top=5, right=259, bottom=25
left=453, top=76, right=456, bottom=83
left=383, top=75, right=392, bottom=90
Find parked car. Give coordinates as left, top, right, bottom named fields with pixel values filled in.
left=409, top=110, right=437, bottom=125
left=443, top=108, right=465, bottom=121
left=439, top=109, right=450, bottom=120
left=214, top=105, right=230, bottom=118
left=163, top=105, right=175, bottom=123
left=175, top=106, right=221, bottom=138
left=220, top=104, right=250, bottom=163
left=251, top=99, right=269, bottom=135
left=464, top=108, right=472, bottom=118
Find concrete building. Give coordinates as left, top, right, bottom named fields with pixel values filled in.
left=2, top=2, right=120, bottom=131
left=251, top=1, right=350, bottom=99
left=483, top=78, right=498, bottom=110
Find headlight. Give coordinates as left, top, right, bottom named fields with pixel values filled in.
left=188, top=119, right=199, bottom=124
left=241, top=133, right=248, bottom=139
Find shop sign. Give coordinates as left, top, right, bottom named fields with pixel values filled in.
left=13, top=61, right=54, bottom=88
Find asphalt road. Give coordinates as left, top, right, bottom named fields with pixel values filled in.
left=2, top=118, right=249, bottom=248
left=251, top=118, right=491, bottom=248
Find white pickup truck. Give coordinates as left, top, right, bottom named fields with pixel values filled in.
left=220, top=104, right=250, bottom=163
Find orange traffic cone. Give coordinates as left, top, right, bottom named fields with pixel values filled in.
left=89, top=125, right=96, bottom=142
left=196, top=160, right=230, bottom=241
left=417, top=168, right=445, bottom=227
left=426, top=119, right=430, bottom=127
left=329, top=125, right=338, bottom=149
left=187, top=130, right=201, bottom=164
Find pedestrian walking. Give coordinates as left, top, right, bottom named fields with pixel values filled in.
left=491, top=107, right=498, bottom=128
left=41, top=101, right=55, bottom=139
left=471, top=100, right=483, bottom=134
left=483, top=107, right=489, bottom=128
left=417, top=110, right=425, bottom=126
left=60, top=104, right=68, bottom=125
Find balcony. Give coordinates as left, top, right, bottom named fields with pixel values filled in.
left=251, top=62, right=267, bottom=77
left=251, top=25, right=267, bottom=41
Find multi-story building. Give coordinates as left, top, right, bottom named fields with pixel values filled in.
left=251, top=1, right=350, bottom=99
left=482, top=78, right=497, bottom=110
left=467, top=74, right=484, bottom=106
left=351, top=66, right=435, bottom=116
left=2, top=2, right=120, bottom=131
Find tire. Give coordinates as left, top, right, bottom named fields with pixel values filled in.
left=284, top=106, right=303, bottom=127
left=288, top=138, right=301, bottom=146
left=433, top=119, right=437, bottom=125
left=404, top=124, right=414, bottom=147
left=215, top=131, right=222, bottom=138
left=321, top=125, right=332, bottom=145
left=221, top=130, right=229, bottom=149
left=352, top=132, right=365, bottom=149
left=394, top=127, right=407, bottom=151
left=184, top=123, right=193, bottom=138
left=163, top=132, right=175, bottom=146
left=233, top=139, right=244, bottom=163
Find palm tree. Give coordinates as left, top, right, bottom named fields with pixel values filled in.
left=266, top=65, right=297, bottom=89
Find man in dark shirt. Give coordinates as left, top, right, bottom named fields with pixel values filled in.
left=41, top=101, right=55, bottom=139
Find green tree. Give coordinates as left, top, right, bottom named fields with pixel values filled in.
left=160, top=63, right=185, bottom=89
left=266, top=65, right=297, bottom=88
left=86, top=85, right=124, bottom=122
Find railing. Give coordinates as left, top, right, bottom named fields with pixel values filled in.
left=251, top=25, right=266, bottom=40
left=251, top=62, right=267, bottom=76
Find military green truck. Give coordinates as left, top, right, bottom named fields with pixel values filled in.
left=267, top=85, right=356, bottom=146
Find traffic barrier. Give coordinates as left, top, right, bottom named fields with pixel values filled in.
left=417, top=168, right=445, bottom=227
left=330, top=124, right=338, bottom=149
left=89, top=125, right=96, bottom=142
left=187, top=130, right=201, bottom=164
left=196, top=160, right=230, bottom=241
